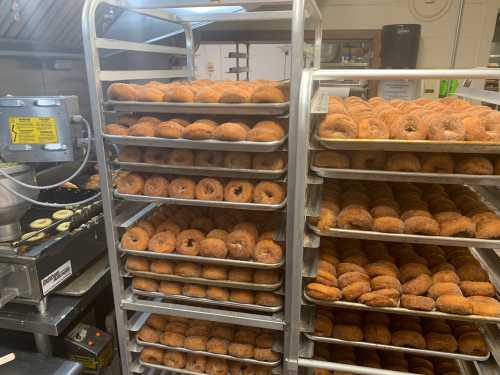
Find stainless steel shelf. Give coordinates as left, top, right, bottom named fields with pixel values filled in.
left=297, top=358, right=420, bottom=375
left=105, top=100, right=290, bottom=115
left=304, top=333, right=490, bottom=362
left=311, top=166, right=500, bottom=186
left=308, top=224, right=500, bottom=250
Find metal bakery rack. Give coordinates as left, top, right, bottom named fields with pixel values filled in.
left=82, top=0, right=321, bottom=374
left=291, top=68, right=500, bottom=375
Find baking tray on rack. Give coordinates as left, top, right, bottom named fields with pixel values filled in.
left=126, top=268, right=282, bottom=291
left=310, top=166, right=500, bottom=186
left=114, top=160, right=287, bottom=180
left=303, top=292, right=500, bottom=324
left=308, top=224, right=500, bottom=250
left=303, top=333, right=490, bottom=362
left=121, top=247, right=284, bottom=269
left=132, top=287, right=283, bottom=312
left=314, top=134, right=500, bottom=154
left=115, top=190, right=287, bottom=211
left=137, top=337, right=281, bottom=366
left=105, top=100, right=290, bottom=115
left=140, top=360, right=209, bottom=375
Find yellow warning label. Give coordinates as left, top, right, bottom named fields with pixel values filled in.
left=9, top=117, right=58, bottom=144
left=70, top=354, right=97, bottom=370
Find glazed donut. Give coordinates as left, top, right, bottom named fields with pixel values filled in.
left=162, top=350, right=187, bottom=369
left=140, top=347, right=164, bottom=365
left=390, top=114, right=428, bottom=140
left=148, top=231, right=176, bottom=253
left=338, top=272, right=370, bottom=289
left=195, top=178, right=224, bottom=201
left=132, top=277, right=158, bottom=292
left=460, top=281, right=496, bottom=297
left=168, top=177, right=195, bottom=199
left=166, top=149, right=194, bottom=166
left=391, top=330, right=426, bottom=349
left=468, top=296, right=500, bottom=316
left=255, top=292, right=282, bottom=306
left=400, top=294, right=435, bottom=311
left=364, top=324, right=392, bottom=345
left=373, top=217, right=405, bottom=233
left=182, top=284, right=206, bottom=298
left=404, top=216, right=440, bottom=236
left=421, top=153, right=455, bottom=173
left=195, top=87, right=221, bottom=103
left=436, top=295, right=473, bottom=315
left=144, top=175, right=169, bottom=197
left=332, top=324, right=364, bottom=341
left=159, top=281, right=182, bottom=295
left=201, top=265, right=228, bottom=280
left=214, top=122, right=248, bottom=141
left=476, top=218, right=500, bottom=239
left=150, top=260, right=174, bottom=274
left=358, top=117, right=390, bottom=139
left=199, top=238, right=227, bottom=258
left=458, top=332, right=489, bottom=356
left=247, top=121, right=285, bottom=142
left=313, top=151, right=349, bottom=169
left=195, top=151, right=224, bottom=167
left=229, top=289, right=255, bottom=304
left=351, top=151, right=386, bottom=170
left=207, top=286, right=229, bottom=301
left=252, top=152, right=285, bottom=170
left=318, top=114, right=358, bottom=139
left=117, top=173, right=145, bottom=195
left=456, top=156, right=493, bottom=175
left=428, top=115, right=465, bottom=141
left=207, top=337, right=229, bottom=354
left=184, top=336, right=208, bottom=351
left=224, top=180, right=254, bottom=203
left=160, top=331, right=185, bottom=347
left=156, top=120, right=184, bottom=139
left=253, top=181, right=284, bottom=204
left=228, top=268, right=254, bottom=282
left=176, top=229, right=205, bottom=255
left=226, top=230, right=255, bottom=260
left=224, top=152, right=252, bottom=169
left=138, top=325, right=160, bottom=343
left=251, top=85, right=286, bottom=103
left=433, top=270, right=460, bottom=284
left=306, top=283, right=342, bottom=301
left=121, top=227, right=149, bottom=251
left=384, top=153, right=421, bottom=172
left=186, top=354, right=207, bottom=373
left=143, top=148, right=166, bottom=164
left=118, top=146, right=142, bottom=162
left=206, top=357, right=229, bottom=375
left=107, top=83, right=138, bottom=101
left=253, top=240, right=283, bottom=264
left=337, top=206, right=373, bottom=230
left=174, top=262, right=201, bottom=277
left=128, top=122, right=156, bottom=137
left=220, top=87, right=251, bottom=103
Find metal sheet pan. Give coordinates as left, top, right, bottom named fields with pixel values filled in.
left=140, top=360, right=207, bottom=375
left=308, top=224, right=500, bottom=250
left=137, top=338, right=281, bottom=366
left=104, top=134, right=287, bottom=152
left=304, top=333, right=490, bottom=362
left=115, top=190, right=287, bottom=211
left=127, top=268, right=282, bottom=291
left=132, top=287, right=282, bottom=312
left=121, top=247, right=284, bottom=269
left=303, top=292, right=500, bottom=324
left=314, top=133, right=500, bottom=154
left=106, top=100, right=290, bottom=115
left=114, top=161, right=287, bottom=179
left=310, top=166, right=500, bottom=186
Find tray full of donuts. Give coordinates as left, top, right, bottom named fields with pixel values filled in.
left=105, top=79, right=289, bottom=115
left=115, top=147, right=287, bottom=180
left=306, top=308, right=489, bottom=361
left=114, top=173, right=287, bottom=211
left=315, top=95, right=500, bottom=153
left=309, top=343, right=464, bottom=375
left=308, top=180, right=500, bottom=249
left=303, top=238, right=500, bottom=324
left=119, top=205, right=285, bottom=269
left=104, top=115, right=287, bottom=152
left=311, top=150, right=500, bottom=186
left=136, top=315, right=281, bottom=368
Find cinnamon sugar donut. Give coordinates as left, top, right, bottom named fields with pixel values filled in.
left=206, top=357, right=229, bottom=375
left=400, top=294, right=435, bottom=311
left=358, top=117, right=390, bottom=139
left=455, top=156, right=494, bottom=175
left=166, top=149, right=194, bottom=166
left=253, top=240, right=283, bottom=264
left=214, top=122, right=248, bottom=141
left=251, top=85, right=286, bottom=103
left=159, top=281, right=182, bottom=295
left=228, top=268, right=253, bottom=282
left=421, top=153, right=455, bottom=173
left=390, top=114, right=428, bottom=140
left=201, top=265, right=228, bottom=280
left=223, top=152, right=252, bottom=169
left=475, top=218, right=500, bottom=239
left=168, top=178, right=195, bottom=199
left=132, top=277, right=158, bottom=292
left=117, top=173, right=145, bottom=195
left=384, top=153, right=421, bottom=172
left=128, top=122, right=156, bottom=137
left=463, top=116, right=489, bottom=141
left=150, top=260, right=174, bottom=274
left=194, top=178, right=223, bottom=201
left=373, top=217, right=405, bottom=233
left=140, top=347, right=164, bottom=364
left=139, top=325, right=161, bottom=344
left=220, top=87, right=251, bottom=103
left=253, top=181, right=284, bottom=204
left=195, top=87, right=221, bottom=103
left=121, top=227, right=149, bottom=251
left=319, top=114, right=358, bottom=139
left=176, top=229, right=205, bottom=255
left=229, top=289, right=255, bottom=304
left=313, top=150, right=350, bottom=169
left=351, top=151, right=386, bottom=170
left=428, top=115, right=465, bottom=141
left=183, top=121, right=216, bottom=140
left=156, top=220, right=181, bottom=236
left=224, top=180, right=254, bottom=203
left=337, top=206, right=373, bottom=230
left=247, top=121, right=285, bottom=142
left=306, top=283, right=342, bottom=301
left=107, top=83, right=138, bottom=101
left=116, top=114, right=139, bottom=127
left=404, top=216, right=440, bottom=236
left=156, top=120, right=184, bottom=138
left=252, top=152, right=285, bottom=170
left=118, top=146, right=142, bottom=162
left=439, top=216, right=476, bottom=237
left=226, top=229, right=256, bottom=260
left=144, top=175, right=169, bottom=197
left=182, top=284, right=206, bottom=298
left=148, top=231, right=176, bottom=253
left=207, top=286, right=229, bottom=301
left=200, top=238, right=227, bottom=258
left=143, top=148, right=166, bottom=164
left=126, top=256, right=149, bottom=271
left=195, top=151, right=224, bottom=167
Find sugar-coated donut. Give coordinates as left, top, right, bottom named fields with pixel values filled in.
left=168, top=177, right=195, bottom=199
left=436, top=295, right=473, bottom=315
left=253, top=240, right=283, bottom=264
left=144, top=175, right=169, bottom=197
left=247, top=121, right=285, bottom=142
left=421, top=153, right=455, bottom=173
left=160, top=331, right=185, bottom=347
left=183, top=121, right=216, bottom=140
left=140, top=347, right=164, bottom=364
left=194, top=150, right=224, bottom=167
left=391, top=330, right=426, bottom=349
left=128, top=122, right=156, bottom=137
left=207, top=337, right=229, bottom=355
left=132, top=277, right=158, bottom=292
left=456, top=156, right=494, bottom=175
left=352, top=151, right=386, bottom=170
left=126, top=256, right=150, bottom=272
left=475, top=218, right=500, bottom=239
left=252, top=152, right=285, bottom=170
left=182, top=284, right=206, bottom=298
left=199, top=238, right=227, bottom=258
left=358, top=117, right=390, bottom=139
left=384, top=152, right=421, bottom=172
left=224, top=152, right=252, bottom=169
left=460, top=281, right=496, bottom=297
left=306, top=283, right=342, bottom=301
left=226, top=229, right=255, bottom=259
left=253, top=181, right=284, bottom=204
left=342, top=280, right=371, bottom=301
left=117, top=173, right=145, bottom=195
left=373, top=217, right=405, bottom=233
left=228, top=268, right=253, bottom=282
left=201, top=265, right=228, bottom=280
left=121, top=227, right=149, bottom=251
left=338, top=272, right=370, bottom=289
left=229, top=289, right=255, bottom=304
left=195, top=87, right=221, bottom=103
left=174, top=262, right=201, bottom=277
left=148, top=231, right=176, bottom=254
left=207, top=286, right=229, bottom=301
left=162, top=350, right=187, bottom=369
left=214, top=122, right=248, bottom=141
left=156, top=120, right=184, bottom=139
left=150, top=260, right=174, bottom=274
left=146, top=314, right=167, bottom=331
left=118, top=146, right=142, bottom=162
left=400, top=294, right=435, bottom=311
left=166, top=149, right=194, bottom=166
left=138, top=325, right=160, bottom=343
left=251, top=86, right=286, bottom=103
left=359, top=291, right=398, bottom=307
left=159, top=281, right=182, bottom=295
left=404, top=216, right=440, bottom=236
left=176, top=229, right=205, bottom=255
left=195, top=178, right=224, bottom=201
left=337, top=206, right=373, bottom=230
left=219, top=87, right=251, bottom=103
left=224, top=180, right=254, bottom=203
left=364, top=324, right=391, bottom=345
left=468, top=296, right=500, bottom=316
left=107, top=83, right=138, bottom=101
left=318, top=114, right=358, bottom=139
left=428, top=115, right=465, bottom=141
left=427, top=282, right=463, bottom=299
left=390, top=114, right=428, bottom=140
left=185, top=354, right=207, bottom=373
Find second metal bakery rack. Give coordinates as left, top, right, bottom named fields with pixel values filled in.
left=82, top=0, right=321, bottom=374
left=293, top=68, right=500, bottom=375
